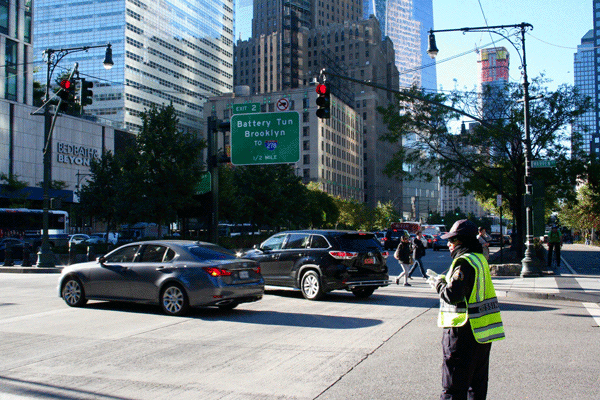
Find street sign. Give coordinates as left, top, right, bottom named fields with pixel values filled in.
left=232, top=103, right=261, bottom=114
left=276, top=98, right=290, bottom=111
left=531, top=159, right=556, bottom=168
left=230, top=111, right=300, bottom=165
left=195, top=172, right=211, bottom=195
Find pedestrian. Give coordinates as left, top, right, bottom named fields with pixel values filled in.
left=547, top=225, right=562, bottom=269
left=477, top=227, right=491, bottom=260
left=408, top=231, right=428, bottom=279
left=394, top=234, right=412, bottom=286
left=427, top=219, right=505, bottom=399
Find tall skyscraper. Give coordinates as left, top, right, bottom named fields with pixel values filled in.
left=363, top=0, right=436, bottom=91
left=573, top=29, right=595, bottom=157
left=478, top=47, right=510, bottom=122
left=34, top=0, right=235, bottom=134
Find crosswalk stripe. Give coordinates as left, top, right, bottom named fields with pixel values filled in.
left=583, top=303, right=600, bottom=327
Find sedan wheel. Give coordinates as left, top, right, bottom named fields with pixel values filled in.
left=300, top=270, right=324, bottom=300
left=62, top=277, right=88, bottom=307
left=161, top=284, right=189, bottom=316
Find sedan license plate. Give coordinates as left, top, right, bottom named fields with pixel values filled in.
left=239, top=270, right=249, bottom=279
left=364, top=258, right=375, bottom=265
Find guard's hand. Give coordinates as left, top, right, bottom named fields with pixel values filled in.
left=427, top=275, right=445, bottom=290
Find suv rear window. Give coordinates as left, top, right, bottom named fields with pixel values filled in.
left=333, top=233, right=381, bottom=251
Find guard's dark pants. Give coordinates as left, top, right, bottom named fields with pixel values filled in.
left=441, top=324, right=492, bottom=400
left=547, top=243, right=561, bottom=268
left=408, top=257, right=427, bottom=277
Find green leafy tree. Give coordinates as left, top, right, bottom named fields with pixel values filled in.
left=134, top=104, right=206, bottom=236
left=378, top=78, right=590, bottom=253
left=372, top=201, right=400, bottom=230
left=77, top=151, right=122, bottom=234
left=559, top=184, right=600, bottom=239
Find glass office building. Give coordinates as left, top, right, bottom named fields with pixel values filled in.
left=34, top=0, right=234, bottom=134
left=573, top=29, right=595, bottom=157
left=363, top=0, right=436, bottom=91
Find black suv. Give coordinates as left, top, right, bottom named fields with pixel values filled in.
left=241, top=230, right=390, bottom=300
left=382, top=229, right=408, bottom=250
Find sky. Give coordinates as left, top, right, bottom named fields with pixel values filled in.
left=430, top=0, right=592, bottom=93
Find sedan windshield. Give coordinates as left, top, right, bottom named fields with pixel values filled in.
left=188, top=244, right=236, bottom=260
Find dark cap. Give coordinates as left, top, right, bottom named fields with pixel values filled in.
left=441, top=219, right=478, bottom=240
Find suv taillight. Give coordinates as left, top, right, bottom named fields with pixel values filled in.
left=203, top=267, right=232, bottom=277
left=329, top=251, right=358, bottom=260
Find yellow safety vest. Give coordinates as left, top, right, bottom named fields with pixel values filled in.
left=437, top=253, right=505, bottom=343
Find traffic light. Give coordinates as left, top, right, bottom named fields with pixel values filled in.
left=79, top=78, right=94, bottom=109
left=58, top=79, right=76, bottom=112
left=315, top=83, right=330, bottom=119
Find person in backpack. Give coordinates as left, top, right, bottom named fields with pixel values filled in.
left=394, top=233, right=413, bottom=286
left=408, top=231, right=428, bottom=280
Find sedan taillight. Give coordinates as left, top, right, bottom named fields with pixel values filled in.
left=253, top=265, right=261, bottom=274
left=203, top=267, right=232, bottom=277
left=329, top=251, right=358, bottom=259
left=380, top=251, right=389, bottom=258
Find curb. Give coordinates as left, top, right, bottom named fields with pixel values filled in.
left=0, top=266, right=63, bottom=274
left=496, top=289, right=600, bottom=304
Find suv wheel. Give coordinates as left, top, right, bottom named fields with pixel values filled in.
left=300, top=270, right=324, bottom=300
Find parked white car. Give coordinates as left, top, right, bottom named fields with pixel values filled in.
left=88, top=232, right=119, bottom=245
left=68, top=234, right=90, bottom=245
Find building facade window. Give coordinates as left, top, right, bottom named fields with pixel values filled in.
left=5, top=39, right=18, bottom=101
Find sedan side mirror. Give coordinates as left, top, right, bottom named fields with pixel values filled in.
left=97, top=255, right=106, bottom=265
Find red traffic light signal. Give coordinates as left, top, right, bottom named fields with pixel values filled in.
left=315, top=83, right=330, bottom=119
left=58, top=78, right=76, bottom=111
left=59, top=80, right=73, bottom=90
left=316, top=83, right=329, bottom=96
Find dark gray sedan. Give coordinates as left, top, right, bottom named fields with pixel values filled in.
left=58, top=240, right=264, bottom=316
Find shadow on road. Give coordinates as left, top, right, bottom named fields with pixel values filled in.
left=0, top=375, right=133, bottom=400
left=83, top=300, right=385, bottom=329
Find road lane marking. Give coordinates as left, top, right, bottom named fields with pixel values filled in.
left=583, top=302, right=600, bottom=327
left=560, top=257, right=576, bottom=274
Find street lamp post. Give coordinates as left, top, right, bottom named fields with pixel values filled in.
left=35, top=44, right=113, bottom=268
left=427, top=23, right=541, bottom=277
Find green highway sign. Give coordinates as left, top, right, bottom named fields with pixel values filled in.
left=231, top=111, right=300, bottom=165
left=195, top=172, right=211, bottom=194
left=531, top=159, right=556, bottom=168
left=232, top=103, right=261, bottom=114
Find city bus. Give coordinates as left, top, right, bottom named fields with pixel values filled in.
left=0, top=208, right=69, bottom=246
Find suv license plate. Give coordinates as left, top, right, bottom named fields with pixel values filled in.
left=239, top=271, right=249, bottom=279
left=364, top=258, right=375, bottom=264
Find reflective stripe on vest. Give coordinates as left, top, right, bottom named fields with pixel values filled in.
left=438, top=253, right=505, bottom=343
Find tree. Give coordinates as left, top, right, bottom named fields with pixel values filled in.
left=78, top=104, right=206, bottom=237
left=77, top=151, right=122, bottom=234
left=559, top=184, right=600, bottom=239
left=134, top=104, right=206, bottom=236
left=378, top=78, right=591, bottom=254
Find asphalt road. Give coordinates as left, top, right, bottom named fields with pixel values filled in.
left=1, top=265, right=599, bottom=400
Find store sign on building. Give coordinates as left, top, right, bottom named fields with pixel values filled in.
left=56, top=142, right=101, bottom=166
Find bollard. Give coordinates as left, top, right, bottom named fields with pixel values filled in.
left=68, top=241, right=75, bottom=265
left=21, top=243, right=32, bottom=267
left=87, top=244, right=95, bottom=261
left=3, top=243, right=14, bottom=267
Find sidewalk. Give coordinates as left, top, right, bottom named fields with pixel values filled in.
left=491, top=244, right=600, bottom=304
